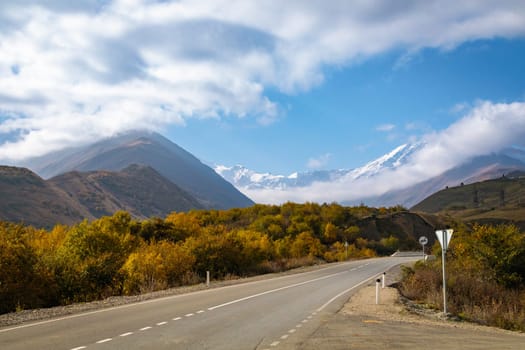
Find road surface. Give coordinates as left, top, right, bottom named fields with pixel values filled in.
left=0, top=257, right=417, bottom=350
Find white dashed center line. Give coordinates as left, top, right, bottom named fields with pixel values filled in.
left=185, top=313, right=195, bottom=317
left=157, top=321, right=168, bottom=326
left=173, top=316, right=182, bottom=321
left=120, top=332, right=133, bottom=337
left=70, top=347, right=86, bottom=350
left=140, top=326, right=152, bottom=331
left=96, top=338, right=112, bottom=344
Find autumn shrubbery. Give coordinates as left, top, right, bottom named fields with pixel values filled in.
left=400, top=224, right=525, bottom=331
left=0, top=203, right=410, bottom=314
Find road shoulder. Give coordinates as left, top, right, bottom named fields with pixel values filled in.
left=298, top=268, right=525, bottom=350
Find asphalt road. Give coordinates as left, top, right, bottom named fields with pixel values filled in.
left=0, top=257, right=417, bottom=350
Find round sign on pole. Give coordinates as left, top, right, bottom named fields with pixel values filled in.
left=419, top=236, right=428, bottom=245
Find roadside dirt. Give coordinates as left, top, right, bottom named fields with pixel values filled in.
left=297, top=267, right=525, bottom=349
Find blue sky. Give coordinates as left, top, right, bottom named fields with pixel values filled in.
left=167, top=38, right=525, bottom=174
left=1, top=0, right=525, bottom=183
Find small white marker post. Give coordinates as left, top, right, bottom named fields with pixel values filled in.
left=419, top=236, right=428, bottom=258
left=206, top=271, right=210, bottom=287
left=375, top=278, right=381, bottom=304
left=381, top=272, right=386, bottom=289
left=435, top=229, right=453, bottom=314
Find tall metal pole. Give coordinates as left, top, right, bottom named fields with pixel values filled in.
left=441, top=230, right=447, bottom=314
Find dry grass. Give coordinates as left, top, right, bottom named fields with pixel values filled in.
left=399, top=262, right=525, bottom=332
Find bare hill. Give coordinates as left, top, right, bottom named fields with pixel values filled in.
left=49, top=164, right=203, bottom=219
left=24, top=131, right=254, bottom=210
left=0, top=166, right=91, bottom=227
left=411, top=173, right=525, bottom=229
left=0, top=165, right=204, bottom=228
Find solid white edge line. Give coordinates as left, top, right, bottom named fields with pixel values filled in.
left=317, top=266, right=401, bottom=312
left=207, top=271, right=347, bottom=311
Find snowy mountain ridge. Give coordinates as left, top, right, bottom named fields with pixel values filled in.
left=215, top=142, right=423, bottom=190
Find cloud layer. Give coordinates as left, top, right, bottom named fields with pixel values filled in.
left=1, top=0, right=525, bottom=159
left=241, top=101, right=525, bottom=204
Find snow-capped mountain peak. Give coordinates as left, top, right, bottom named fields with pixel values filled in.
left=215, top=143, right=423, bottom=191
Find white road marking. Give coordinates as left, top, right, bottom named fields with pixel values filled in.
left=307, top=315, right=313, bottom=319
left=270, top=341, right=280, bottom=346
left=0, top=260, right=361, bottom=334
left=296, top=324, right=302, bottom=328
left=302, top=319, right=308, bottom=323
left=281, top=334, right=289, bottom=340
left=173, top=317, right=182, bottom=321
left=157, top=321, right=167, bottom=326
left=208, top=271, right=347, bottom=311
left=140, top=326, right=152, bottom=331
left=70, top=347, right=86, bottom=350
left=288, top=329, right=296, bottom=333
left=96, top=338, right=112, bottom=344
left=185, top=313, right=194, bottom=317
left=197, top=310, right=205, bottom=314
left=317, top=274, right=379, bottom=312
left=120, top=332, right=133, bottom=337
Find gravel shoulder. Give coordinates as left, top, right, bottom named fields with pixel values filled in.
left=298, top=265, right=525, bottom=350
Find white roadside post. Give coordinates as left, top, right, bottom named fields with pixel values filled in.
left=419, top=236, right=428, bottom=258
left=435, top=229, right=453, bottom=314
left=381, top=272, right=386, bottom=289
left=206, top=271, right=210, bottom=287
left=375, top=278, right=381, bottom=304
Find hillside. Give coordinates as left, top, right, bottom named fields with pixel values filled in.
left=23, top=131, right=254, bottom=210
left=0, top=165, right=204, bottom=228
left=363, top=153, right=525, bottom=208
left=0, top=166, right=91, bottom=227
left=356, top=211, right=448, bottom=248
left=49, top=164, right=204, bottom=219
left=411, top=173, right=525, bottom=228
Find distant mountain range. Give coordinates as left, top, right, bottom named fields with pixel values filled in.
left=21, top=131, right=253, bottom=210
left=0, top=131, right=254, bottom=227
left=215, top=144, right=525, bottom=208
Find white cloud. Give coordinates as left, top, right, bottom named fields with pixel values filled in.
left=376, top=123, right=396, bottom=132
left=1, top=1, right=525, bottom=160
left=307, top=153, right=332, bottom=169
left=240, top=101, right=525, bottom=204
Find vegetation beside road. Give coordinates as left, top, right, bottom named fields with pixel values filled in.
left=400, top=224, right=525, bottom=331
left=1, top=203, right=414, bottom=314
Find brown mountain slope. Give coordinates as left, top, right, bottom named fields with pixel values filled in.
left=0, top=166, right=92, bottom=227
left=25, top=131, right=254, bottom=209
left=1, top=165, right=204, bottom=228
left=49, top=164, right=204, bottom=219
left=357, top=211, right=449, bottom=249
